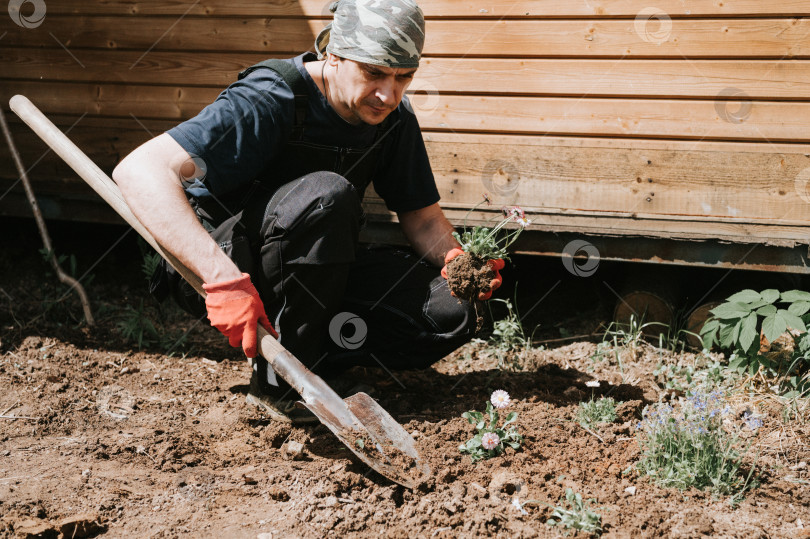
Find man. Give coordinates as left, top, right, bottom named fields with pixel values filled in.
left=113, top=0, right=501, bottom=423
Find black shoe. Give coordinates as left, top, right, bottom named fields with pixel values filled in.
left=246, top=359, right=318, bottom=425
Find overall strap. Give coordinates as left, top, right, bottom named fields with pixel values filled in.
left=239, top=57, right=309, bottom=140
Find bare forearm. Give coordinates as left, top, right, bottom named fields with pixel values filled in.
left=399, top=204, right=461, bottom=267
left=113, top=135, right=241, bottom=284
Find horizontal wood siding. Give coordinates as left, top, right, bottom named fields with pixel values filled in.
left=1, top=0, right=809, bottom=255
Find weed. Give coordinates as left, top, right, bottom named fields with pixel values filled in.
left=780, top=393, right=809, bottom=424
left=141, top=250, right=162, bottom=284
left=604, top=314, right=660, bottom=349
left=115, top=247, right=189, bottom=352
left=656, top=308, right=701, bottom=353
left=546, top=488, right=603, bottom=535
left=459, top=390, right=523, bottom=462
left=489, top=299, right=530, bottom=351
left=653, top=349, right=732, bottom=393
left=576, top=395, right=617, bottom=430
left=636, top=389, right=758, bottom=499
left=595, top=315, right=666, bottom=374
left=117, top=299, right=160, bottom=348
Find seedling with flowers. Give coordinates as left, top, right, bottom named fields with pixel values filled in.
left=459, top=390, right=523, bottom=462
left=636, top=388, right=759, bottom=498
left=443, top=195, right=532, bottom=302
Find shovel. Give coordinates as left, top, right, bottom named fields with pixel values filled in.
left=9, top=94, right=430, bottom=489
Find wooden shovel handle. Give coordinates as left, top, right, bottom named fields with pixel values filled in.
left=8, top=95, right=291, bottom=363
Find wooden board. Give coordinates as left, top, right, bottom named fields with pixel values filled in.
left=4, top=124, right=809, bottom=229
left=362, top=197, right=810, bottom=246
left=4, top=18, right=810, bottom=58
left=418, top=133, right=810, bottom=226
left=5, top=82, right=810, bottom=141
left=40, top=0, right=810, bottom=18
left=412, top=96, right=810, bottom=142
left=7, top=50, right=810, bottom=100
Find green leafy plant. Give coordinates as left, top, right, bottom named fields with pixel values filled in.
left=453, top=196, right=531, bottom=261
left=459, top=390, right=523, bottom=462
left=701, top=289, right=810, bottom=395
left=602, top=314, right=665, bottom=350
left=546, top=488, right=603, bottom=535
left=489, top=299, right=530, bottom=351
left=141, top=250, right=162, bottom=284
left=117, top=298, right=160, bottom=348
left=115, top=248, right=189, bottom=352
left=653, top=349, right=731, bottom=393
left=636, top=389, right=758, bottom=499
left=591, top=315, right=665, bottom=378
left=576, top=391, right=617, bottom=430
left=656, top=309, right=701, bottom=353
left=483, top=297, right=538, bottom=370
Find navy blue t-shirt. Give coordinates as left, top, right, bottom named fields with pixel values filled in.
left=166, top=54, right=439, bottom=213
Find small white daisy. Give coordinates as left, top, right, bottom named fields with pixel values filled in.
left=491, top=389, right=511, bottom=409
left=481, top=432, right=500, bottom=450
left=585, top=380, right=601, bottom=388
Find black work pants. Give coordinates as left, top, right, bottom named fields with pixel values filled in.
left=168, top=172, right=476, bottom=374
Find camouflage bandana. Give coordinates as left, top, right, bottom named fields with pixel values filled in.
left=315, top=0, right=425, bottom=69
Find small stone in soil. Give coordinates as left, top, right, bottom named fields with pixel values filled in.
left=267, top=486, right=290, bottom=501
left=282, top=440, right=305, bottom=461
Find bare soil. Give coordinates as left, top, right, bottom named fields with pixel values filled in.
left=1, top=219, right=809, bottom=538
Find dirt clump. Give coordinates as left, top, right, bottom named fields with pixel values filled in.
left=444, top=252, right=495, bottom=303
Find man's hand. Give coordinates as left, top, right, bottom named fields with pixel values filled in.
left=203, top=273, right=277, bottom=357
left=441, top=248, right=504, bottom=301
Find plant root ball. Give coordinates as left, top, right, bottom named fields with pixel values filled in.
left=445, top=252, right=496, bottom=303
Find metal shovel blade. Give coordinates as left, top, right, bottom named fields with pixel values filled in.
left=303, top=394, right=429, bottom=489
left=267, top=349, right=431, bottom=489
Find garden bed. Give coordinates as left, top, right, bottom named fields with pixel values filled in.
left=0, top=221, right=808, bottom=537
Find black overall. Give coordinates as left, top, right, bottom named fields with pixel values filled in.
left=155, top=54, right=476, bottom=377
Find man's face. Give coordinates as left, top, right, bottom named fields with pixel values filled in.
left=328, top=54, right=417, bottom=125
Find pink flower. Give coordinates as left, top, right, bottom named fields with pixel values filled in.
left=509, top=206, right=525, bottom=219
left=491, top=389, right=511, bottom=409
left=481, top=432, right=500, bottom=450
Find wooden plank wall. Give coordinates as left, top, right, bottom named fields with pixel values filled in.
left=1, top=0, right=810, bottom=249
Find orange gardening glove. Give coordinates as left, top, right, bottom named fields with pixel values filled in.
left=441, top=248, right=504, bottom=301
left=202, top=273, right=277, bottom=358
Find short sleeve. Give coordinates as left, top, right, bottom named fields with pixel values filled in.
left=372, top=100, right=440, bottom=213
left=166, top=69, right=295, bottom=197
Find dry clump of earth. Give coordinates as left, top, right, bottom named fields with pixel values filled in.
left=444, top=252, right=496, bottom=303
